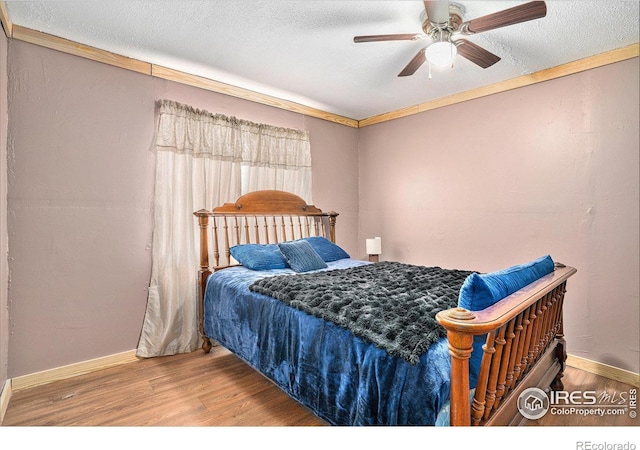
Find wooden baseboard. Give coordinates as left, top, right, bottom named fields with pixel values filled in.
left=567, top=354, right=640, bottom=388
left=11, top=350, right=139, bottom=391
left=4, top=349, right=637, bottom=398
left=0, top=378, right=11, bottom=425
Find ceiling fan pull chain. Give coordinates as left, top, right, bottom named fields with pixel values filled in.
left=428, top=62, right=432, bottom=80
left=450, top=43, right=455, bottom=70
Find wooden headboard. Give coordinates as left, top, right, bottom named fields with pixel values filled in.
left=193, top=190, right=338, bottom=351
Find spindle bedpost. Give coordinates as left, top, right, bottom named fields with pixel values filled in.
left=194, top=209, right=214, bottom=353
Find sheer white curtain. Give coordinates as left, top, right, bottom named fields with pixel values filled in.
left=137, top=100, right=312, bottom=357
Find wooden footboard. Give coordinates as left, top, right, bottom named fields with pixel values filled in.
left=436, top=264, right=577, bottom=426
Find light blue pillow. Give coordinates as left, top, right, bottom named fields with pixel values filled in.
left=457, top=255, right=555, bottom=388
left=302, top=236, right=350, bottom=262
left=278, top=240, right=328, bottom=273
left=229, top=243, right=288, bottom=270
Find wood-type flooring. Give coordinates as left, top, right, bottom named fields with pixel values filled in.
left=3, top=346, right=638, bottom=427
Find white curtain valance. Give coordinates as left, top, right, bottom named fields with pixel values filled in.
left=156, top=99, right=312, bottom=169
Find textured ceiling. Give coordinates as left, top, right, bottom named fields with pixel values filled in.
left=4, top=1, right=640, bottom=120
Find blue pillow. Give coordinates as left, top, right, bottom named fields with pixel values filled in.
left=457, top=255, right=555, bottom=388
left=229, top=244, right=288, bottom=270
left=303, top=236, right=350, bottom=262
left=278, top=240, right=328, bottom=273
left=458, top=255, right=555, bottom=311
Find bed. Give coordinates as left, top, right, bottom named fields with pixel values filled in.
left=194, top=190, right=577, bottom=426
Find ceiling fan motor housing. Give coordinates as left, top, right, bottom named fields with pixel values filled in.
left=422, top=2, right=465, bottom=36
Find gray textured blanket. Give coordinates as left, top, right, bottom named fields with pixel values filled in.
left=249, top=261, right=475, bottom=364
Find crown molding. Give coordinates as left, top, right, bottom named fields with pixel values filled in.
left=0, top=0, right=12, bottom=38
left=13, top=25, right=151, bottom=75
left=358, top=43, right=640, bottom=127
left=151, top=65, right=358, bottom=127
left=2, top=7, right=638, bottom=129
left=8, top=22, right=358, bottom=128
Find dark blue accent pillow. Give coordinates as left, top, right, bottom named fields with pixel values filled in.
left=457, top=255, right=555, bottom=388
left=278, top=240, right=328, bottom=273
left=303, top=236, right=350, bottom=262
left=229, top=244, right=288, bottom=270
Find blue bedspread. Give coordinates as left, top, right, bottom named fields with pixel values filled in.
left=203, top=259, right=453, bottom=425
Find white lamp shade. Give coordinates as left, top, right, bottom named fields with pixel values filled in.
left=366, top=237, right=382, bottom=255
left=425, top=41, right=457, bottom=67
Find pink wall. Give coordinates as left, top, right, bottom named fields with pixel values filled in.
left=6, top=40, right=358, bottom=378
left=5, top=37, right=638, bottom=379
left=358, top=58, right=640, bottom=373
left=7, top=42, right=155, bottom=378
left=1, top=27, right=9, bottom=391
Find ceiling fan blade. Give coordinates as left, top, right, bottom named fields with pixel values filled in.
left=354, top=33, right=425, bottom=43
left=398, top=49, right=427, bottom=77
left=464, top=1, right=547, bottom=34
left=455, top=39, right=501, bottom=68
left=423, top=1, right=450, bottom=25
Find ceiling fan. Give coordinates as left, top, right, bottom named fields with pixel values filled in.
left=353, top=1, right=547, bottom=77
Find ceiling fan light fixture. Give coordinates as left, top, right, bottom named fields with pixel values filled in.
left=425, top=41, right=457, bottom=67
left=356, top=1, right=548, bottom=77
